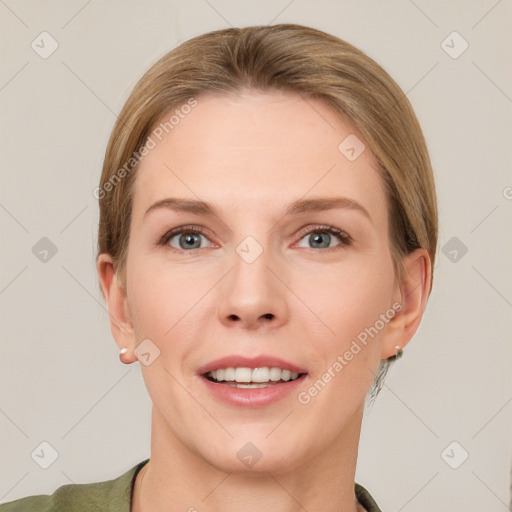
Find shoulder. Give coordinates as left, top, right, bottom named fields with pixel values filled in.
left=0, top=493, right=52, bottom=512
left=0, top=459, right=149, bottom=512
left=355, top=482, right=384, bottom=512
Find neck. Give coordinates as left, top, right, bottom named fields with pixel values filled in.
left=132, top=405, right=366, bottom=512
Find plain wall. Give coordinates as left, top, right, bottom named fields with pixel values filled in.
left=1, top=1, right=511, bottom=510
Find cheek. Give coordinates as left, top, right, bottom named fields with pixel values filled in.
left=296, top=262, right=393, bottom=420
left=126, top=255, right=219, bottom=366
left=126, top=255, right=193, bottom=339
left=296, top=255, right=395, bottom=345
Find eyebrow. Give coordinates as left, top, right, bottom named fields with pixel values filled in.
left=144, top=196, right=371, bottom=222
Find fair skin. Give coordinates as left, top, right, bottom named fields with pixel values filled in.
left=98, top=89, right=431, bottom=512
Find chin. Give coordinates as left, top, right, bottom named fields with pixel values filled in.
left=206, top=449, right=297, bottom=476
left=195, top=430, right=302, bottom=475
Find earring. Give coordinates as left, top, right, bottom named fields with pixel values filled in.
left=119, top=346, right=137, bottom=365
left=394, top=345, right=403, bottom=359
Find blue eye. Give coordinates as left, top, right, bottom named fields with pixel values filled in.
left=296, top=226, right=352, bottom=251
left=159, top=224, right=352, bottom=253
left=160, top=226, right=211, bottom=251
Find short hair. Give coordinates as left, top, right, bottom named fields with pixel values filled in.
left=96, top=24, right=438, bottom=400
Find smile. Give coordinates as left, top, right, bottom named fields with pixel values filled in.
left=205, top=367, right=304, bottom=388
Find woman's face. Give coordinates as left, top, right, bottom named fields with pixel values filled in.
left=123, top=89, right=401, bottom=472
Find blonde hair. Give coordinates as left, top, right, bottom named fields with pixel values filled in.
left=97, top=24, right=438, bottom=400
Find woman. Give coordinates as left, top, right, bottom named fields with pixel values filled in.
left=1, top=23, right=437, bottom=512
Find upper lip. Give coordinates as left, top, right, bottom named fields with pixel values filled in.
left=197, top=355, right=308, bottom=375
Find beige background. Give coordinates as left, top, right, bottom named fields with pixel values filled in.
left=1, top=1, right=511, bottom=510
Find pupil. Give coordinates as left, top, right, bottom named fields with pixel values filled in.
left=181, top=234, right=200, bottom=249
left=311, top=232, right=329, bottom=248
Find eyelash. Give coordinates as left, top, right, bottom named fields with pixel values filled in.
left=158, top=224, right=352, bottom=253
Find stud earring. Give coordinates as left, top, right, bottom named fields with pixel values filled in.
left=120, top=347, right=128, bottom=354
left=394, top=345, right=403, bottom=359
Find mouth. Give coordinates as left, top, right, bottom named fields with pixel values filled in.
left=203, top=367, right=308, bottom=388
left=197, top=355, right=308, bottom=407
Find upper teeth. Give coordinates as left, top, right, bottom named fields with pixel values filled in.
left=208, top=367, right=300, bottom=383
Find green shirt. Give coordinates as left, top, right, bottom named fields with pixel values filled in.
left=0, top=459, right=383, bottom=511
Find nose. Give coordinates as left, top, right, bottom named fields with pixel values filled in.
left=217, top=241, right=289, bottom=331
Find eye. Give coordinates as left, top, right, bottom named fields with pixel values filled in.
left=159, top=225, right=213, bottom=251
left=295, top=225, right=352, bottom=251
left=158, top=224, right=352, bottom=253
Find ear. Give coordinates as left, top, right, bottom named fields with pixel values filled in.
left=97, top=253, right=138, bottom=364
left=380, top=248, right=432, bottom=359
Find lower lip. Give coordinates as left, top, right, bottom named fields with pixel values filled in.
left=199, top=374, right=307, bottom=408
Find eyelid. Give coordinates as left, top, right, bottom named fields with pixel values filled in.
left=293, top=224, right=352, bottom=250
left=295, top=224, right=351, bottom=241
left=158, top=225, right=214, bottom=249
left=158, top=224, right=352, bottom=251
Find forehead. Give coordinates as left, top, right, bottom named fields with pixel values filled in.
left=132, top=89, right=387, bottom=227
